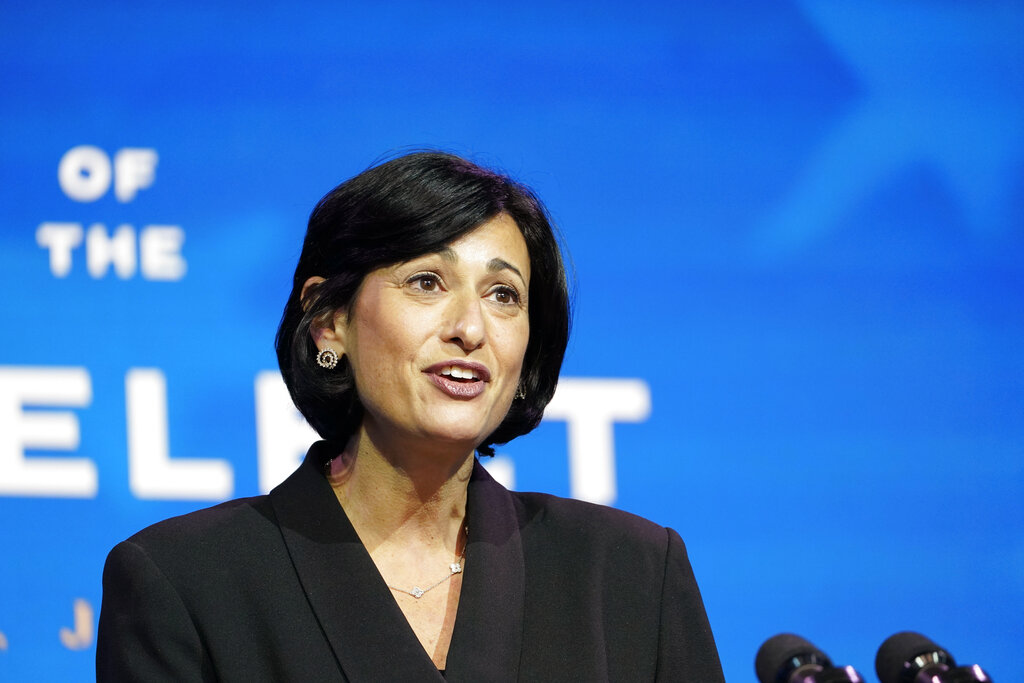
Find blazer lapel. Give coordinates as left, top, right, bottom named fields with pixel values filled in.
left=444, top=460, right=526, bottom=682
left=269, top=444, right=444, bottom=681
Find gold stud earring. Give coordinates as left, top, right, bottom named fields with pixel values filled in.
left=316, top=348, right=339, bottom=369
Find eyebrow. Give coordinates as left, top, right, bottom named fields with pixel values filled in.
left=487, top=258, right=524, bottom=281
left=433, top=247, right=525, bottom=281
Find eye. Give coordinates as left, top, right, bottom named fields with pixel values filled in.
left=488, top=285, right=520, bottom=306
left=408, top=272, right=442, bottom=292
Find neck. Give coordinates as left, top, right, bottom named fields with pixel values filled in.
left=326, top=426, right=475, bottom=554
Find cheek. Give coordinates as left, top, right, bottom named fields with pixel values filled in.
left=346, top=300, right=405, bottom=383
left=498, top=320, right=530, bottom=375
left=349, top=305, right=434, bottom=387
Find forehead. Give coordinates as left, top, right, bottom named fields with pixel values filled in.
left=413, top=213, right=530, bottom=278
left=352, top=213, right=531, bottom=303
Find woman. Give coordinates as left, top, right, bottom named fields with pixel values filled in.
left=97, top=152, right=724, bottom=681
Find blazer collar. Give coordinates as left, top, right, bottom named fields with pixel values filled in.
left=269, top=443, right=524, bottom=682
left=445, top=457, right=525, bottom=682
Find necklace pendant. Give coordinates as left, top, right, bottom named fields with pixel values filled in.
left=410, top=587, right=425, bottom=599
left=450, top=562, right=462, bottom=574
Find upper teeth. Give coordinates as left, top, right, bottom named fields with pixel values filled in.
left=441, top=365, right=478, bottom=380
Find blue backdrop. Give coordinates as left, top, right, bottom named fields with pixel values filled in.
left=2, top=2, right=1022, bottom=680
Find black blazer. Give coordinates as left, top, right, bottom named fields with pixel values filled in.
left=97, top=443, right=723, bottom=681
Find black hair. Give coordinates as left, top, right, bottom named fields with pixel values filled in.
left=275, top=151, right=570, bottom=458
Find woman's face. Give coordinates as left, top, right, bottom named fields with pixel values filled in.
left=334, top=213, right=531, bottom=455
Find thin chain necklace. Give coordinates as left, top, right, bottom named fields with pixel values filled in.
left=387, top=521, right=468, bottom=599
left=325, top=457, right=469, bottom=600
left=387, top=553, right=465, bottom=599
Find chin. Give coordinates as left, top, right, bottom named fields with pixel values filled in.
left=417, top=414, right=501, bottom=451
left=420, top=425, right=490, bottom=450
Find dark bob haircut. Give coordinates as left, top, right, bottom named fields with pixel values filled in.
left=276, top=151, right=571, bottom=458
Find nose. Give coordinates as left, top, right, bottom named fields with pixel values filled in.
left=443, top=290, right=485, bottom=352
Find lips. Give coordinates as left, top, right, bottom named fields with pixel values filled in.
left=424, top=360, right=490, bottom=399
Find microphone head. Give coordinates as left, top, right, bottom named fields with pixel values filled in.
left=875, top=631, right=956, bottom=683
left=756, top=633, right=833, bottom=683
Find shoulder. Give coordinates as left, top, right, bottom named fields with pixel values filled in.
left=510, top=490, right=677, bottom=561
left=127, top=495, right=273, bottom=546
left=107, top=495, right=279, bottom=581
left=512, top=490, right=670, bottom=538
left=101, top=492, right=304, bottom=635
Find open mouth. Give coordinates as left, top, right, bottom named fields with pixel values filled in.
left=426, top=362, right=490, bottom=399
left=439, top=365, right=480, bottom=382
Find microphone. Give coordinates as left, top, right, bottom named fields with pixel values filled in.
left=755, top=633, right=865, bottom=683
left=875, top=631, right=993, bottom=683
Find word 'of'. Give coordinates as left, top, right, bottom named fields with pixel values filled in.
left=58, top=146, right=157, bottom=203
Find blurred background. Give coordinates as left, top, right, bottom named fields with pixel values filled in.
left=2, top=1, right=1022, bottom=679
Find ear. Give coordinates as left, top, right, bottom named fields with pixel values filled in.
left=302, top=276, right=347, bottom=355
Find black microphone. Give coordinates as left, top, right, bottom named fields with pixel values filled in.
left=756, top=633, right=865, bottom=683
left=875, top=631, right=993, bottom=683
